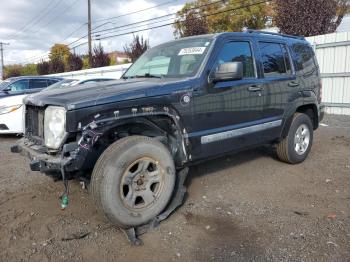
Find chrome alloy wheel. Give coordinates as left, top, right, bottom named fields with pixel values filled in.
left=294, top=124, right=310, bottom=155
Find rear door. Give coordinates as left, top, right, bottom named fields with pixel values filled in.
left=257, top=40, right=296, bottom=140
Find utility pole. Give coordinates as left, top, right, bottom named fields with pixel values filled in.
left=88, top=0, right=92, bottom=67
left=0, top=42, right=9, bottom=80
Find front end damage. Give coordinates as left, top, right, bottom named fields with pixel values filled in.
left=11, top=104, right=190, bottom=244
left=12, top=104, right=189, bottom=175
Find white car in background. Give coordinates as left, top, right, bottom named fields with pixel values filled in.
left=0, top=76, right=117, bottom=134
left=0, top=76, right=63, bottom=134
left=0, top=94, right=26, bottom=134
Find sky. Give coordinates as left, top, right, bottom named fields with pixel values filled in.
left=2, top=0, right=350, bottom=67
left=0, top=0, right=188, bottom=65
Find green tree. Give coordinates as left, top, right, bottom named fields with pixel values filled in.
left=174, top=0, right=273, bottom=37
left=49, top=44, right=71, bottom=68
left=82, top=55, right=90, bottom=69
left=109, top=55, right=117, bottom=66
left=4, top=64, right=22, bottom=78
left=21, top=64, right=38, bottom=75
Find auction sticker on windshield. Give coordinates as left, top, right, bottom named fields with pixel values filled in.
left=178, top=47, right=206, bottom=55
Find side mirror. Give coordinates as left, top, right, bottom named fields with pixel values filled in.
left=211, top=62, right=243, bottom=83
left=3, top=87, right=11, bottom=92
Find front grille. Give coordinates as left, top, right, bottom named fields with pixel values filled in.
left=25, top=105, right=44, bottom=139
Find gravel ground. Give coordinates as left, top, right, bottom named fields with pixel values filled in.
left=0, top=114, right=349, bottom=262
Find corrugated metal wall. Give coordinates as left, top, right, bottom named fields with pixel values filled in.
left=307, top=32, right=350, bottom=115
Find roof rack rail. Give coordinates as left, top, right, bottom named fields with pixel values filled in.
left=243, top=29, right=305, bottom=40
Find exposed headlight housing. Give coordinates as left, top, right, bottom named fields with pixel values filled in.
left=44, top=106, right=66, bottom=149
left=0, top=104, right=22, bottom=115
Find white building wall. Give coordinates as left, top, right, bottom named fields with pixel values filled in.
left=307, top=32, right=350, bottom=115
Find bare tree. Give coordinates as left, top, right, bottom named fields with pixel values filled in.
left=66, top=53, right=83, bottom=71
left=37, top=61, right=50, bottom=75
left=91, top=44, right=111, bottom=68
left=49, top=58, right=65, bottom=73
left=124, top=35, right=149, bottom=62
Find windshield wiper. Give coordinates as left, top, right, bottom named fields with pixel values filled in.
left=134, top=73, right=163, bottom=79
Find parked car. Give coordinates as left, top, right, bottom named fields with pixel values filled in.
left=12, top=31, right=325, bottom=234
left=0, top=76, right=63, bottom=134
left=0, top=76, right=63, bottom=97
left=43, top=77, right=117, bottom=91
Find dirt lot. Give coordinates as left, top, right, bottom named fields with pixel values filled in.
left=0, top=114, right=349, bottom=262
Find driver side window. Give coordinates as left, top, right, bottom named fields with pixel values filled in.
left=8, top=79, right=29, bottom=91
left=215, top=41, right=256, bottom=78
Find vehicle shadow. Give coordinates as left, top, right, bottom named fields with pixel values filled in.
left=185, top=145, right=276, bottom=188
left=0, top=134, right=23, bottom=139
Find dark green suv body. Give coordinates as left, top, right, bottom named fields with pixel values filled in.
left=12, top=31, right=324, bottom=233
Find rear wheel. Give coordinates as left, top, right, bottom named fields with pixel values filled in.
left=277, top=113, right=313, bottom=164
left=90, top=136, right=175, bottom=228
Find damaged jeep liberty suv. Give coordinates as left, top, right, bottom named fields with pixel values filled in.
left=12, top=30, right=324, bottom=234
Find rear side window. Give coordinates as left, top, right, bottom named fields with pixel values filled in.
left=30, top=79, right=48, bottom=89
left=8, top=79, right=29, bottom=91
left=292, top=43, right=316, bottom=74
left=214, top=41, right=256, bottom=78
left=259, top=42, right=292, bottom=77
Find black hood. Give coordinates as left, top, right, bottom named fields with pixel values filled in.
left=24, top=78, right=191, bottom=110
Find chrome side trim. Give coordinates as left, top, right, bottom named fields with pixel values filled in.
left=201, top=119, right=282, bottom=144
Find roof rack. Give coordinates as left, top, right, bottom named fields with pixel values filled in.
left=243, top=29, right=305, bottom=40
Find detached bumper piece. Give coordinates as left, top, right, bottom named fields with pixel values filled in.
left=123, top=167, right=189, bottom=245
left=319, top=103, right=326, bottom=123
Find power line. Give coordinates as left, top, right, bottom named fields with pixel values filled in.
left=66, top=0, right=179, bottom=47
left=96, top=0, right=267, bottom=41
left=61, top=23, right=87, bottom=42
left=93, top=16, right=178, bottom=40
left=7, top=0, right=59, bottom=39
left=19, top=0, right=269, bottom=64
left=8, top=0, right=63, bottom=40
left=30, top=0, right=81, bottom=35
left=94, top=0, right=176, bottom=23
left=67, top=0, right=224, bottom=47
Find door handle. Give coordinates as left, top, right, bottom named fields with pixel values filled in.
left=248, top=85, right=263, bottom=92
left=288, top=81, right=300, bottom=87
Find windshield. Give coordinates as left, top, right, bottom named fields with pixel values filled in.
left=123, top=38, right=213, bottom=79
left=43, top=79, right=77, bottom=91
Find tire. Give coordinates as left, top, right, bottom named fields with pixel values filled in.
left=90, top=136, right=176, bottom=228
left=277, top=113, right=313, bottom=164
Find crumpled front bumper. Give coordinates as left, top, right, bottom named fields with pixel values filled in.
left=11, top=138, right=77, bottom=173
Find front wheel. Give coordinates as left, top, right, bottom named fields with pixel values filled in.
left=276, top=113, right=314, bottom=164
left=90, top=136, right=176, bottom=228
